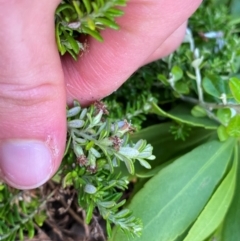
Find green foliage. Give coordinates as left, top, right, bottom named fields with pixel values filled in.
left=62, top=101, right=154, bottom=237
left=109, top=1, right=240, bottom=240
left=55, top=0, right=126, bottom=59
left=0, top=185, right=50, bottom=241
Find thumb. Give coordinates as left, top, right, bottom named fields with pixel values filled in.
left=0, top=1, right=66, bottom=189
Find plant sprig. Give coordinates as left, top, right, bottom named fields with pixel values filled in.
left=61, top=100, right=155, bottom=237
left=55, top=0, right=127, bottom=59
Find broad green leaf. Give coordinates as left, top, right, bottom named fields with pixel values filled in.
left=203, top=75, right=230, bottom=99
left=226, top=115, right=240, bottom=137
left=130, top=122, right=215, bottom=177
left=221, top=143, right=240, bottom=241
left=229, top=77, right=240, bottom=103
left=151, top=102, right=218, bottom=129
left=184, top=146, right=238, bottom=241
left=111, top=139, right=235, bottom=241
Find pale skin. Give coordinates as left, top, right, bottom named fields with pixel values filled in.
left=0, top=0, right=202, bottom=189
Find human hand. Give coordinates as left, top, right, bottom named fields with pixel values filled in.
left=0, top=0, right=202, bottom=189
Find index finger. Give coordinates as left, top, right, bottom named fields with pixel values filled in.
left=62, top=0, right=202, bottom=105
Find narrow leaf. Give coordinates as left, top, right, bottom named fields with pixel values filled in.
left=221, top=143, right=240, bottom=240
left=96, top=17, right=119, bottom=30
left=151, top=102, right=218, bottom=129
left=184, top=146, right=238, bottom=241
left=82, top=26, right=103, bottom=42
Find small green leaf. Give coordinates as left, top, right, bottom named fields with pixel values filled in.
left=114, top=209, right=131, bottom=219
left=63, top=30, right=80, bottom=54
left=98, top=201, right=116, bottom=208
left=191, top=56, right=204, bottom=68
left=19, top=228, right=24, bottom=241
left=229, top=77, right=240, bottom=103
left=56, top=28, right=67, bottom=55
left=171, top=66, right=183, bottom=82
left=106, top=221, right=112, bottom=237
left=217, top=125, right=229, bottom=142
left=66, top=48, right=77, bottom=60
left=217, top=108, right=232, bottom=125
left=67, top=119, right=85, bottom=128
left=87, top=18, right=96, bottom=30
left=86, top=140, right=95, bottom=150
left=67, top=106, right=81, bottom=117
left=82, top=26, right=103, bottom=42
left=183, top=146, right=238, bottom=241
left=226, top=115, right=240, bottom=137
left=119, top=147, right=139, bottom=158
left=174, top=81, right=190, bottom=94
left=72, top=0, right=83, bottom=17
left=26, top=221, right=35, bottom=239
left=19, top=200, right=27, bottom=213
left=157, top=74, right=168, bottom=86
left=63, top=172, right=73, bottom=188
left=96, top=17, right=119, bottom=30
left=114, top=151, right=135, bottom=174
left=55, top=3, right=75, bottom=16
left=83, top=0, right=92, bottom=13
left=84, top=184, right=97, bottom=194
left=34, top=212, right=47, bottom=227
left=191, top=105, right=207, bottom=117
left=86, top=201, right=94, bottom=224
left=137, top=159, right=151, bottom=169
left=203, top=75, right=229, bottom=98
left=107, top=8, right=124, bottom=17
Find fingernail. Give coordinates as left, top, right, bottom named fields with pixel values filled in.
left=0, top=140, right=53, bottom=189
